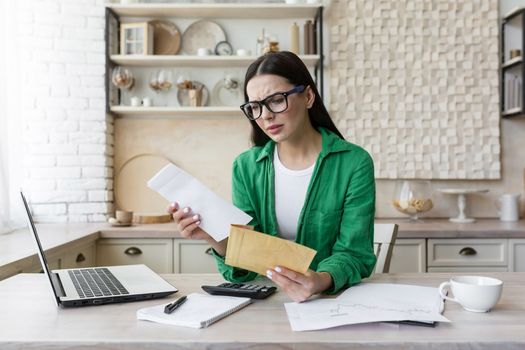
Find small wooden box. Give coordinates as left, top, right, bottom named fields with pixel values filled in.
left=120, top=22, right=154, bottom=55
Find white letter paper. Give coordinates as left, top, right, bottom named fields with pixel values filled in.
left=148, top=164, right=252, bottom=242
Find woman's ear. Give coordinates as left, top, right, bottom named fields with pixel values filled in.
left=305, top=85, right=315, bottom=109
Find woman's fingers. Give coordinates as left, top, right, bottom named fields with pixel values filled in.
left=167, top=202, right=179, bottom=214
left=171, top=206, right=192, bottom=223
left=181, top=220, right=201, bottom=238
left=178, top=213, right=200, bottom=237
left=266, top=267, right=315, bottom=302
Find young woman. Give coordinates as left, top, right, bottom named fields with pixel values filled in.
left=168, top=51, right=376, bottom=302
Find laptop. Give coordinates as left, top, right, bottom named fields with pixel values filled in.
left=20, top=191, right=178, bottom=307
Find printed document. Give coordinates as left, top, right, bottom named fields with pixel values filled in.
left=284, top=283, right=450, bottom=331
left=148, top=164, right=252, bottom=242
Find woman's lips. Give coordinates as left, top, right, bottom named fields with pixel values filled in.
left=266, top=124, right=283, bottom=135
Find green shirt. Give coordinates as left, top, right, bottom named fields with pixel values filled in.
left=213, top=127, right=376, bottom=294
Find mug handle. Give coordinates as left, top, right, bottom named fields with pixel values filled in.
left=438, top=281, right=458, bottom=303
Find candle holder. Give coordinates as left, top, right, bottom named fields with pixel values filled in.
left=437, top=189, right=489, bottom=223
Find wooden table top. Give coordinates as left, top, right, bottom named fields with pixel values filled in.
left=1, top=272, right=524, bottom=349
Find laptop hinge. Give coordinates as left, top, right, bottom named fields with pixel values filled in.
left=50, top=272, right=66, bottom=298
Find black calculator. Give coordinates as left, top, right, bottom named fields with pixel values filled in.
left=201, top=283, right=277, bottom=299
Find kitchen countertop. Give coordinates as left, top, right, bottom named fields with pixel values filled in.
left=375, top=218, right=525, bottom=238
left=1, top=219, right=525, bottom=276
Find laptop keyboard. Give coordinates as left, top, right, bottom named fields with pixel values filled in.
left=68, top=268, right=129, bottom=298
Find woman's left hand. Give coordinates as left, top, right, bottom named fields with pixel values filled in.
left=266, top=266, right=333, bottom=302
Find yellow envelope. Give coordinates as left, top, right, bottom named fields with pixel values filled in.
left=225, top=225, right=317, bottom=275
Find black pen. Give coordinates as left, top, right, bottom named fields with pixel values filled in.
left=164, top=295, right=187, bottom=314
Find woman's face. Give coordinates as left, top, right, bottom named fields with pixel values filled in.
left=245, top=74, right=314, bottom=144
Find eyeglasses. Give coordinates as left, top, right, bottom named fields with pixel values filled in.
left=240, top=85, right=306, bottom=120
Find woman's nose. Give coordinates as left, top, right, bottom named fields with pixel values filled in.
left=260, top=105, right=275, bottom=120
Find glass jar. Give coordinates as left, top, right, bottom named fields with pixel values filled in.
left=392, top=180, right=433, bottom=221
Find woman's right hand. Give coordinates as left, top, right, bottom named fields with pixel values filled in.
left=167, top=202, right=210, bottom=241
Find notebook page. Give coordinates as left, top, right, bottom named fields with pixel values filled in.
left=137, top=293, right=252, bottom=328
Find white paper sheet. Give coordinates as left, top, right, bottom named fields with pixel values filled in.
left=147, top=164, right=252, bottom=242
left=137, top=293, right=252, bottom=328
left=284, top=283, right=450, bottom=331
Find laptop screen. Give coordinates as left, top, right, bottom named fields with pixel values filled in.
left=20, top=191, right=61, bottom=305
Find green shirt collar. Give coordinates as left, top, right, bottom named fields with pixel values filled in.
left=255, top=127, right=352, bottom=163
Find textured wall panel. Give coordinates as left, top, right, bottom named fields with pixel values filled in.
left=327, top=0, right=501, bottom=179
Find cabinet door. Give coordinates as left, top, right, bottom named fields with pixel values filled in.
left=96, top=238, right=173, bottom=274
left=62, top=242, right=96, bottom=269
left=428, top=239, right=507, bottom=268
left=174, top=240, right=217, bottom=274
left=389, top=239, right=426, bottom=273
left=509, top=239, right=525, bottom=272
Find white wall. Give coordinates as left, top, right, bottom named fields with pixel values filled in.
left=7, top=0, right=113, bottom=223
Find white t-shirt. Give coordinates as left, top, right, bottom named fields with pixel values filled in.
left=273, top=150, right=315, bottom=240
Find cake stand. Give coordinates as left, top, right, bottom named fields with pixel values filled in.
left=437, top=189, right=489, bottom=223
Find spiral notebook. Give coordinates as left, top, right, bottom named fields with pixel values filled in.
left=137, top=293, right=252, bottom=328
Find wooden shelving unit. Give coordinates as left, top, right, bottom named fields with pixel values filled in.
left=105, top=3, right=324, bottom=119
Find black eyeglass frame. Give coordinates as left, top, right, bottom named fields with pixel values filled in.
left=240, top=85, right=306, bottom=120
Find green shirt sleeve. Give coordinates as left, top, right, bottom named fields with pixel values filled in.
left=316, top=152, right=377, bottom=294
left=212, top=158, right=259, bottom=282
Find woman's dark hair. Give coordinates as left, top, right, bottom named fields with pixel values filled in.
left=243, top=51, right=344, bottom=146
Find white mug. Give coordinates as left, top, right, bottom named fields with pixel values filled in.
left=130, top=96, right=140, bottom=107
left=197, top=47, right=211, bottom=56
left=496, top=193, right=520, bottom=222
left=439, top=276, right=503, bottom=313
left=142, top=97, right=152, bottom=107
left=236, top=49, right=251, bottom=56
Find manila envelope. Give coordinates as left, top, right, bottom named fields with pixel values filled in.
left=225, top=225, right=317, bottom=275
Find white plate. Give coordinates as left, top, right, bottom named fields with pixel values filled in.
left=182, top=20, right=226, bottom=55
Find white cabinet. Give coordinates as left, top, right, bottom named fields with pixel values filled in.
left=174, top=240, right=217, bottom=274
left=96, top=238, right=173, bottom=273
left=62, top=242, right=96, bottom=269
left=389, top=239, right=426, bottom=273
left=427, top=238, right=507, bottom=270
left=509, top=239, right=525, bottom=272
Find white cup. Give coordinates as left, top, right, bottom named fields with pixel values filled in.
left=130, top=96, right=140, bottom=107
left=197, top=47, right=211, bottom=56
left=496, top=193, right=521, bottom=222
left=439, top=276, right=503, bottom=313
left=236, top=49, right=251, bottom=56
left=142, top=97, right=152, bottom=107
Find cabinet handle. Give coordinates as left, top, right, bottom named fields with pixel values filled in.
left=205, top=247, right=213, bottom=256
left=124, top=247, right=143, bottom=256
left=76, top=253, right=86, bottom=263
left=459, top=247, right=477, bottom=256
